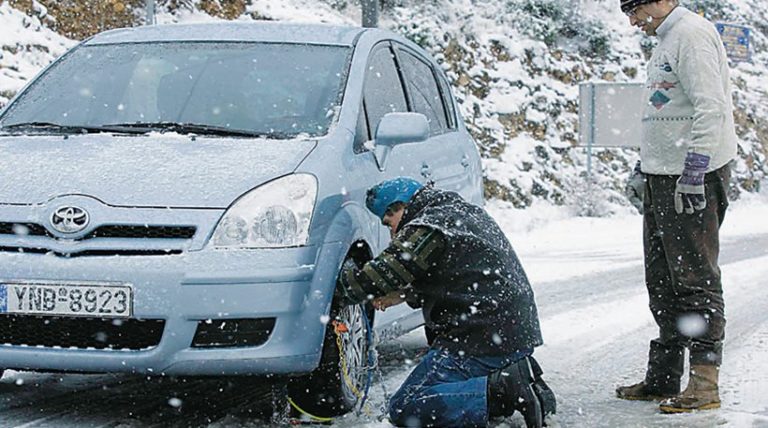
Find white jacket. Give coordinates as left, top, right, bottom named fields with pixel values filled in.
left=640, top=7, right=737, bottom=175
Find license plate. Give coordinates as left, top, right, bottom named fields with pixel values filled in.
left=0, top=281, right=132, bottom=318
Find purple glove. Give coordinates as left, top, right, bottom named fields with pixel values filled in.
left=675, top=152, right=710, bottom=214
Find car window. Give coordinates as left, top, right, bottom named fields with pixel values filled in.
left=354, top=101, right=370, bottom=153
left=363, top=45, right=407, bottom=139
left=397, top=49, right=448, bottom=134
left=436, top=70, right=458, bottom=130
left=0, top=42, right=351, bottom=138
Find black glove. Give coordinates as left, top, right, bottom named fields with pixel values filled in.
left=335, top=258, right=366, bottom=307
left=624, top=160, right=645, bottom=214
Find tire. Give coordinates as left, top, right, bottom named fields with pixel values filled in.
left=288, top=294, right=374, bottom=417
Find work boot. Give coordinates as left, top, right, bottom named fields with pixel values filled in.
left=659, top=365, right=721, bottom=413
left=488, top=357, right=543, bottom=428
left=616, top=380, right=677, bottom=401
left=617, top=339, right=683, bottom=401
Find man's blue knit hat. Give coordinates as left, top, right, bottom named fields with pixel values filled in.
left=366, top=177, right=423, bottom=219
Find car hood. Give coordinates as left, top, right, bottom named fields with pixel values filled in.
left=0, top=134, right=316, bottom=208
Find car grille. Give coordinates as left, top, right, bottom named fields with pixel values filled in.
left=0, top=223, right=196, bottom=256
left=0, top=222, right=50, bottom=237
left=0, top=247, right=184, bottom=257
left=85, top=225, right=197, bottom=240
left=0, top=314, right=165, bottom=350
left=0, top=222, right=196, bottom=240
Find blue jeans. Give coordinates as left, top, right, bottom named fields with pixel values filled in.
left=388, top=348, right=531, bottom=427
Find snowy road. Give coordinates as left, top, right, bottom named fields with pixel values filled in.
left=2, top=206, right=768, bottom=427
left=530, top=234, right=768, bottom=428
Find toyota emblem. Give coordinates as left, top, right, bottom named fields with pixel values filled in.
left=51, top=206, right=90, bottom=234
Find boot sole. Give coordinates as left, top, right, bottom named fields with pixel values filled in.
left=659, top=402, right=721, bottom=413
left=616, top=394, right=673, bottom=402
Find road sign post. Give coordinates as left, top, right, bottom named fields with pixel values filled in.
left=362, top=0, right=379, bottom=28
left=579, top=82, right=645, bottom=179
left=145, top=0, right=156, bottom=25
left=577, top=82, right=645, bottom=215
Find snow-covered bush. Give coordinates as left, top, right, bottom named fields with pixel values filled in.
left=684, top=0, right=740, bottom=21
left=506, top=0, right=611, bottom=57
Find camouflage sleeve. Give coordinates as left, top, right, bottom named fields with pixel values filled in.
left=339, top=226, right=445, bottom=303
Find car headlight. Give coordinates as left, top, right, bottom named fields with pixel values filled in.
left=211, top=174, right=317, bottom=248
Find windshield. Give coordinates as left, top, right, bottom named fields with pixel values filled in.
left=0, top=42, right=351, bottom=137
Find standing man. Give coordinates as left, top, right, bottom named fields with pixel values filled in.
left=338, top=177, right=556, bottom=427
left=616, top=0, right=737, bottom=413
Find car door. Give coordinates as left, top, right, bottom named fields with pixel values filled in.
left=393, top=43, right=475, bottom=200
left=354, top=42, right=425, bottom=335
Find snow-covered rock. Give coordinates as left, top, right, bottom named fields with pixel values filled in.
left=1, top=0, right=766, bottom=215
left=0, top=1, right=74, bottom=106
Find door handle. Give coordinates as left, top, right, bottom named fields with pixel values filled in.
left=420, top=162, right=432, bottom=178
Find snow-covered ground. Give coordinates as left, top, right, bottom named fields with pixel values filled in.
left=492, top=194, right=768, bottom=428
left=337, top=196, right=768, bottom=428
left=4, top=195, right=767, bottom=427
left=301, top=194, right=768, bottom=428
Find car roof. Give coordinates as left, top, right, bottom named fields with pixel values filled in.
left=84, top=21, right=367, bottom=47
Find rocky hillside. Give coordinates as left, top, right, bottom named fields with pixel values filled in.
left=1, top=0, right=766, bottom=215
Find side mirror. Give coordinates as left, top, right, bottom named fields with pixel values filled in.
left=373, top=112, right=429, bottom=171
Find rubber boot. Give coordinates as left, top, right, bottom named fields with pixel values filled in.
left=487, top=357, right=543, bottom=428
left=617, top=339, right=683, bottom=401
left=659, top=365, right=720, bottom=413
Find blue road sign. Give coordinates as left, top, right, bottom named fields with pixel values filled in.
left=716, top=23, right=751, bottom=63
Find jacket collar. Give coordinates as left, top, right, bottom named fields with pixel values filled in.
left=398, top=184, right=435, bottom=233
left=656, top=5, right=688, bottom=39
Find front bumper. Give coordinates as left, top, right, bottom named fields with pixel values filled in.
left=0, top=242, right=344, bottom=376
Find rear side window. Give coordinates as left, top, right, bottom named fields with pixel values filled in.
left=398, top=50, right=447, bottom=134
left=363, top=46, right=408, bottom=137
left=436, top=71, right=458, bottom=129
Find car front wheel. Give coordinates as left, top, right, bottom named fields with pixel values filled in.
left=288, top=291, right=374, bottom=417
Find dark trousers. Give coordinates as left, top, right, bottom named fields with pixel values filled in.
left=641, top=165, right=729, bottom=392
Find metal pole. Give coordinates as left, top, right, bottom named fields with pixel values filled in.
left=362, top=0, right=379, bottom=28
left=587, top=82, right=595, bottom=183
left=145, top=0, right=156, bottom=25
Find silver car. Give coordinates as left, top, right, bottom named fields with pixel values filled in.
left=0, top=21, right=483, bottom=414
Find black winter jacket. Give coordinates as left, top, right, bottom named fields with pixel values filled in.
left=342, top=187, right=543, bottom=356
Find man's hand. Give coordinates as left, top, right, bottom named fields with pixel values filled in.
left=675, top=152, right=710, bottom=214
left=625, top=160, right=645, bottom=214
left=373, top=291, right=405, bottom=311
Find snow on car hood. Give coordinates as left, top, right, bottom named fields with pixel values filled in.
left=0, top=133, right=316, bottom=208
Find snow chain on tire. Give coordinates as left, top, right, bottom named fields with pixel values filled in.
left=287, top=311, right=382, bottom=423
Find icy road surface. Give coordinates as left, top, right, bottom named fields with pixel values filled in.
left=2, top=203, right=768, bottom=427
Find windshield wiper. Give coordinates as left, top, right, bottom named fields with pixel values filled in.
left=103, top=122, right=292, bottom=139
left=1, top=121, right=143, bottom=135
